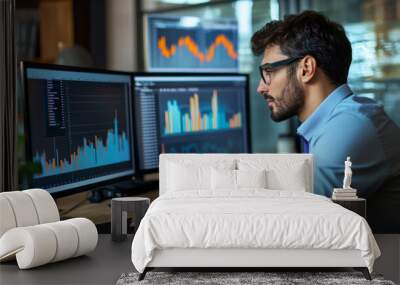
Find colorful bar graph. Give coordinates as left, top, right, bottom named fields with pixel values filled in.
left=33, top=111, right=130, bottom=178
left=164, top=89, right=242, bottom=135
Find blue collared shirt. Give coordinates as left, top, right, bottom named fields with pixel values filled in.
left=297, top=84, right=400, bottom=197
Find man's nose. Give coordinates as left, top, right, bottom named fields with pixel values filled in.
left=257, top=79, right=269, bottom=96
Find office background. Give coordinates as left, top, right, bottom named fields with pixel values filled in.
left=1, top=0, right=399, bottom=197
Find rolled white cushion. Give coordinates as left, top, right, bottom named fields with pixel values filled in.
left=65, top=218, right=98, bottom=257
left=24, top=189, right=60, bottom=223
left=42, top=221, right=79, bottom=262
left=0, top=218, right=97, bottom=269
left=1, top=191, right=39, bottom=227
left=0, top=225, right=57, bottom=269
left=0, top=196, right=17, bottom=237
left=0, top=189, right=59, bottom=239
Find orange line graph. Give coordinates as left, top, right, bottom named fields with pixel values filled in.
left=157, top=34, right=238, bottom=62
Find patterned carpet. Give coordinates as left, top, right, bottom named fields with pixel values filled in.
left=117, top=271, right=396, bottom=285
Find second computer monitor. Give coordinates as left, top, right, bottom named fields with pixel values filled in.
left=134, top=73, right=250, bottom=172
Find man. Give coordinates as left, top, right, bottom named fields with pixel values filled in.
left=251, top=10, right=400, bottom=232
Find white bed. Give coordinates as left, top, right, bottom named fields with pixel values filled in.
left=131, top=154, right=380, bottom=280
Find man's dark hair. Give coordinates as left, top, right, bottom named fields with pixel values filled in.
left=251, top=11, right=352, bottom=86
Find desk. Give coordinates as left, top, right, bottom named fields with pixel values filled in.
left=56, top=189, right=158, bottom=225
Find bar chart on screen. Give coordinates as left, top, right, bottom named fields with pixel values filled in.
left=162, top=89, right=242, bottom=136
left=157, top=84, right=246, bottom=154
left=30, top=78, right=132, bottom=179
left=133, top=74, right=249, bottom=171
left=24, top=65, right=135, bottom=194
left=33, top=112, right=130, bottom=178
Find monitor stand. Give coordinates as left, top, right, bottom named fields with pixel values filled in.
left=87, top=178, right=158, bottom=203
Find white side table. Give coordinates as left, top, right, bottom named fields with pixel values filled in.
left=111, top=197, right=150, bottom=242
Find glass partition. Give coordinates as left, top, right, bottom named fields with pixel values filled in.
left=301, top=0, right=400, bottom=125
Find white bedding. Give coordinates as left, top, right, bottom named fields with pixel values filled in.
left=131, top=190, right=380, bottom=273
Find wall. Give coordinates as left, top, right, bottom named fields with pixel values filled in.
left=106, top=0, right=137, bottom=71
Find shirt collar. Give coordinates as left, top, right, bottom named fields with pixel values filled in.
left=297, top=84, right=353, bottom=142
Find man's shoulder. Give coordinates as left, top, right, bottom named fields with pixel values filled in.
left=313, top=94, right=400, bottom=155
left=325, top=95, right=387, bottom=130
left=311, top=101, right=385, bottom=166
left=313, top=98, right=380, bottom=149
left=334, top=95, right=384, bottom=119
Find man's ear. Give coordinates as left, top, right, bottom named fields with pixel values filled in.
left=298, top=55, right=317, bottom=83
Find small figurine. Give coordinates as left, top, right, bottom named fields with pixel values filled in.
left=342, top=156, right=353, bottom=189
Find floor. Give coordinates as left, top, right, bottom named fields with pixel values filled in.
left=0, top=235, right=134, bottom=285
left=373, top=234, right=400, bottom=284
left=1, top=234, right=399, bottom=285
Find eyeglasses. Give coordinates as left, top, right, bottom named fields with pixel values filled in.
left=259, top=56, right=303, bottom=85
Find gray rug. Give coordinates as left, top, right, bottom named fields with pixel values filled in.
left=116, top=271, right=396, bottom=285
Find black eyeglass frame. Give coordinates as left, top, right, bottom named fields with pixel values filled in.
left=259, top=56, right=303, bottom=85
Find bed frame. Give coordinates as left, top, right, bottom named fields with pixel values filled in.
left=138, top=154, right=372, bottom=281
left=139, top=248, right=371, bottom=280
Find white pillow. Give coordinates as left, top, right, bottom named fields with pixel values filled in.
left=236, top=169, right=267, bottom=189
left=267, top=166, right=307, bottom=191
left=237, top=159, right=308, bottom=192
left=211, top=168, right=268, bottom=190
left=166, top=162, right=210, bottom=191
left=211, top=168, right=236, bottom=190
left=166, top=159, right=236, bottom=192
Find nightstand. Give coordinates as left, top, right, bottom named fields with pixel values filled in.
left=332, top=198, right=366, bottom=218
left=111, top=197, right=150, bottom=242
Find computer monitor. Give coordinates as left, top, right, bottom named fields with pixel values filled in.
left=134, top=73, right=250, bottom=172
left=22, top=62, right=136, bottom=197
left=145, top=15, right=239, bottom=72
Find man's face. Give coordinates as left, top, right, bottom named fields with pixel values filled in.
left=257, top=45, right=305, bottom=122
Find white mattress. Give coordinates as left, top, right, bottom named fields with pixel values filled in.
left=131, top=190, right=380, bottom=273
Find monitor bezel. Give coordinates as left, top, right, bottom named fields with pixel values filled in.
left=132, top=72, right=252, bottom=174
left=21, top=61, right=137, bottom=198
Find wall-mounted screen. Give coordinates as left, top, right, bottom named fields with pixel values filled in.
left=145, top=15, right=239, bottom=72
